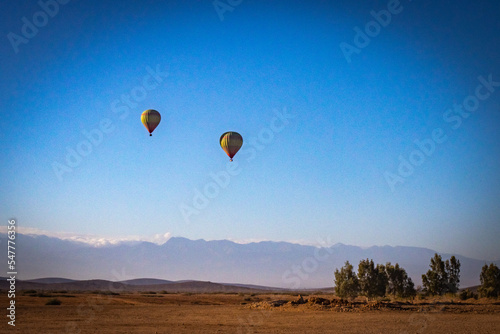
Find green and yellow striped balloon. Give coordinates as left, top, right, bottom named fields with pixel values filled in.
left=220, top=131, right=243, bottom=161
left=141, top=109, right=161, bottom=136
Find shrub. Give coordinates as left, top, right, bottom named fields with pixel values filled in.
left=459, top=289, right=477, bottom=300
left=36, top=293, right=52, bottom=297
left=416, top=294, right=426, bottom=300
left=45, top=298, right=61, bottom=305
left=98, top=291, right=120, bottom=296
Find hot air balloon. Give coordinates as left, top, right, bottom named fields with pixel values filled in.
left=220, top=131, right=243, bottom=161
left=141, top=109, right=161, bottom=136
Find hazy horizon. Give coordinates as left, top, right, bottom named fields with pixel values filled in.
left=2, top=1, right=499, bottom=263
left=2, top=231, right=497, bottom=289
left=1, top=228, right=499, bottom=263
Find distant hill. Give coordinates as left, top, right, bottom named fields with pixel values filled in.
left=1, top=233, right=497, bottom=289
left=459, top=285, right=481, bottom=294
left=25, top=277, right=78, bottom=284
left=119, top=278, right=173, bottom=285
left=226, top=283, right=287, bottom=291
left=0, top=276, right=480, bottom=294
left=0, top=278, right=283, bottom=293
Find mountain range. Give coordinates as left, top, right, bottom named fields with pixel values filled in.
left=1, top=233, right=497, bottom=289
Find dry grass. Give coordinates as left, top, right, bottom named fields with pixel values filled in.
left=2, top=292, right=499, bottom=333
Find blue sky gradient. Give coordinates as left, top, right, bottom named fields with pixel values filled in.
left=1, top=0, right=499, bottom=260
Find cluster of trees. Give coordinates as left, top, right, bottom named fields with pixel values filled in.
left=334, top=253, right=500, bottom=299
left=334, top=259, right=416, bottom=299
left=421, top=254, right=460, bottom=295
left=479, top=263, right=500, bottom=298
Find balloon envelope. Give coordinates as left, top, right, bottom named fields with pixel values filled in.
left=220, top=131, right=243, bottom=161
left=141, top=109, right=161, bottom=136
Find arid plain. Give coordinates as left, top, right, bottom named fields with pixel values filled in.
left=2, top=292, right=499, bottom=333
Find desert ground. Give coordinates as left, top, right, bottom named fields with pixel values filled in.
left=2, top=292, right=499, bottom=333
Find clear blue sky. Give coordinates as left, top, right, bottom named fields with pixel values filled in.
left=1, top=0, right=499, bottom=260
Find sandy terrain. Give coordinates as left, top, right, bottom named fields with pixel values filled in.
left=2, top=292, right=499, bottom=333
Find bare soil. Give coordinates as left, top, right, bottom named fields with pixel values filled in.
left=2, top=292, right=499, bottom=333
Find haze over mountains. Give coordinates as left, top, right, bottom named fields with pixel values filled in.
left=0, top=277, right=278, bottom=293
left=1, top=233, right=497, bottom=289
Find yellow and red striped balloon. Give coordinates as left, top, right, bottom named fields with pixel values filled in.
left=141, top=109, right=161, bottom=136
left=220, top=131, right=243, bottom=161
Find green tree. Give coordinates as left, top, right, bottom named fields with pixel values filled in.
left=478, top=263, right=500, bottom=298
left=422, top=253, right=460, bottom=295
left=445, top=256, right=461, bottom=293
left=334, top=261, right=360, bottom=299
left=375, top=263, right=389, bottom=297
left=422, top=254, right=447, bottom=295
left=385, top=262, right=416, bottom=298
left=357, top=259, right=387, bottom=298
